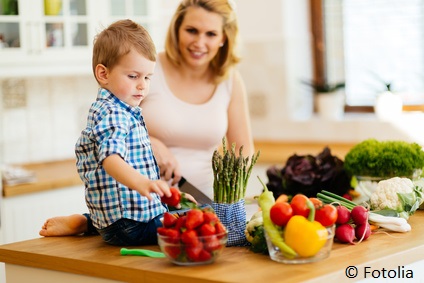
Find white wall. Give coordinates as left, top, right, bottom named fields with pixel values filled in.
left=235, top=0, right=424, bottom=145
left=237, top=0, right=314, bottom=121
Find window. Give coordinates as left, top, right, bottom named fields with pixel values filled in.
left=311, top=0, right=424, bottom=111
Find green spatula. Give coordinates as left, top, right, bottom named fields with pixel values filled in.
left=120, top=248, right=165, bottom=258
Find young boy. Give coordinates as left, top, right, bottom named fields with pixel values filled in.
left=75, top=19, right=171, bottom=246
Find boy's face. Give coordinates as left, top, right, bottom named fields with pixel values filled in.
left=99, top=50, right=155, bottom=107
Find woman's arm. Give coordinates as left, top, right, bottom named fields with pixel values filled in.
left=102, top=154, right=171, bottom=200
left=149, top=136, right=181, bottom=185
left=226, top=70, right=255, bottom=157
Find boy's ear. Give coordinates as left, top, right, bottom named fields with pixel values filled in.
left=95, top=64, right=109, bottom=85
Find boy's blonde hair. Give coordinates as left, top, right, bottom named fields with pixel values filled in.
left=165, top=0, right=240, bottom=83
left=92, top=19, right=157, bottom=82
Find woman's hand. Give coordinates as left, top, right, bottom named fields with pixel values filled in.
left=150, top=137, right=182, bottom=186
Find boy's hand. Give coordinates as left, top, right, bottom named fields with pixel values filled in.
left=139, top=179, right=171, bottom=201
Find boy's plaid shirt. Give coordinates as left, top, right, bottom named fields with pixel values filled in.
left=75, top=88, right=166, bottom=229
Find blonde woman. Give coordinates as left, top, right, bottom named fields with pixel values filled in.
left=143, top=0, right=254, bottom=198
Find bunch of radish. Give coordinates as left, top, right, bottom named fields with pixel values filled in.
left=335, top=205, right=371, bottom=244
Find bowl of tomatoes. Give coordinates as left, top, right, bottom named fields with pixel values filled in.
left=263, top=194, right=337, bottom=264
left=157, top=208, right=228, bottom=265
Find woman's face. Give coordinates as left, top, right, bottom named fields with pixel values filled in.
left=178, top=6, right=225, bottom=68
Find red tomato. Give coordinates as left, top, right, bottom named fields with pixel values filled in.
left=174, top=215, right=186, bottom=232
left=157, top=227, right=180, bottom=244
left=214, top=222, right=227, bottom=238
left=181, top=230, right=199, bottom=246
left=315, top=204, right=338, bottom=227
left=161, top=187, right=181, bottom=207
left=197, top=249, right=212, bottom=262
left=198, top=223, right=216, bottom=237
left=203, top=211, right=219, bottom=224
left=164, top=246, right=181, bottom=259
left=185, top=246, right=203, bottom=261
left=203, top=235, right=221, bottom=252
left=290, top=194, right=310, bottom=217
left=270, top=202, right=293, bottom=226
left=162, top=212, right=177, bottom=228
left=185, top=209, right=204, bottom=230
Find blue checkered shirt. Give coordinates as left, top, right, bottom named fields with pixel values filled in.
left=75, top=88, right=167, bottom=229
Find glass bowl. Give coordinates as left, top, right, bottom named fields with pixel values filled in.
left=265, top=225, right=335, bottom=264
left=157, top=231, right=228, bottom=265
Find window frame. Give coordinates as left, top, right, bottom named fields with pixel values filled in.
left=309, top=0, right=424, bottom=113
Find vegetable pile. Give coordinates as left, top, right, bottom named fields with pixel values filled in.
left=212, top=137, right=260, bottom=203
left=318, top=190, right=412, bottom=233
left=157, top=208, right=227, bottom=263
left=344, top=139, right=424, bottom=178
left=247, top=177, right=336, bottom=258
left=266, top=147, right=351, bottom=199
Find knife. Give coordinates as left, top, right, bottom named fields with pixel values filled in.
left=178, top=176, right=213, bottom=206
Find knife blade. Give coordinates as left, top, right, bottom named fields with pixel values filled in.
left=178, top=176, right=212, bottom=206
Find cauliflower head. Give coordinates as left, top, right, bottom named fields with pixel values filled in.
left=370, top=177, right=414, bottom=211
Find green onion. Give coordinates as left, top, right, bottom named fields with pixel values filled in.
left=317, top=190, right=357, bottom=210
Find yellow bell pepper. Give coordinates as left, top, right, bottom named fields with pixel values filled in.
left=284, top=200, right=328, bottom=257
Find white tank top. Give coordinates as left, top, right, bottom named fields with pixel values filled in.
left=141, top=56, right=232, bottom=199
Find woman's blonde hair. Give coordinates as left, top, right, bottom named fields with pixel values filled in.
left=92, top=19, right=157, bottom=82
left=165, top=0, right=240, bottom=83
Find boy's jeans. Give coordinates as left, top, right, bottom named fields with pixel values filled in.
left=85, top=214, right=163, bottom=246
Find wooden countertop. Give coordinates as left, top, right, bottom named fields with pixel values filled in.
left=1, top=211, right=424, bottom=283
left=2, top=159, right=82, bottom=197
left=2, top=141, right=354, bottom=198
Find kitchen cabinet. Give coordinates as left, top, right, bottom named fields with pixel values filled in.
left=0, top=184, right=87, bottom=244
left=0, top=159, right=86, bottom=245
left=0, top=0, right=93, bottom=77
left=0, top=0, right=176, bottom=78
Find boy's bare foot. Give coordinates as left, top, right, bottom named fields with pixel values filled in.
left=39, top=214, right=88, bottom=237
